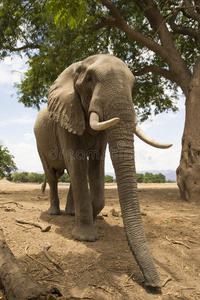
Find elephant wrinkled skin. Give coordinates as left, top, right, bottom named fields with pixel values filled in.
left=34, top=54, right=172, bottom=288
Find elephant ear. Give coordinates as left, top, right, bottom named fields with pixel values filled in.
left=48, top=62, right=85, bottom=135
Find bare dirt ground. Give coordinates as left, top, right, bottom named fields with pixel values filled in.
left=0, top=178, right=199, bottom=299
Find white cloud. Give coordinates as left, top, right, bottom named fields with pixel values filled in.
left=10, top=116, right=35, bottom=124
left=0, top=115, right=36, bottom=126
left=135, top=142, right=181, bottom=171
left=7, top=141, right=42, bottom=172
left=105, top=140, right=181, bottom=175
left=0, top=121, right=7, bottom=127
left=24, top=133, right=34, bottom=140
left=0, top=55, right=27, bottom=88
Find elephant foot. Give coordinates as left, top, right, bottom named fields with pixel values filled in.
left=72, top=225, right=98, bottom=242
left=144, top=279, right=162, bottom=290
left=47, top=207, right=61, bottom=215
left=65, top=207, right=75, bottom=216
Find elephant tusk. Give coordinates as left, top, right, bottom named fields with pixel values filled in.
left=90, top=112, right=120, bottom=131
left=135, top=124, right=173, bottom=149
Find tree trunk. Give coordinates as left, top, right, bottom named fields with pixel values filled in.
left=0, top=227, right=60, bottom=300
left=177, top=60, right=200, bottom=203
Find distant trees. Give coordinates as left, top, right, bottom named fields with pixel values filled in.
left=136, top=172, right=166, bottom=183
left=105, top=175, right=114, bottom=183
left=12, top=172, right=28, bottom=183
left=58, top=173, right=70, bottom=183
left=143, top=172, right=165, bottom=183
left=0, top=145, right=17, bottom=179
left=10, top=172, right=115, bottom=183
left=136, top=173, right=144, bottom=183
left=8, top=171, right=167, bottom=184
left=106, top=172, right=166, bottom=183
left=27, top=173, right=44, bottom=183
left=12, top=172, right=44, bottom=183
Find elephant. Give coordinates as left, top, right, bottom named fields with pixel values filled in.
left=34, top=54, right=172, bottom=288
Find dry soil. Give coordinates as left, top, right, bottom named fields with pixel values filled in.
left=0, top=178, right=199, bottom=299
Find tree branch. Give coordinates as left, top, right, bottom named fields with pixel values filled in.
left=133, top=65, right=175, bottom=82
left=183, top=0, right=200, bottom=24
left=7, top=44, right=40, bottom=52
left=94, top=16, right=117, bottom=30
left=99, top=0, right=167, bottom=60
left=194, top=0, right=200, bottom=14
left=101, top=0, right=124, bottom=22
left=135, top=0, right=174, bottom=45
left=192, top=54, right=200, bottom=83
left=97, top=0, right=191, bottom=92
left=169, top=9, right=200, bottom=42
left=133, top=0, right=191, bottom=94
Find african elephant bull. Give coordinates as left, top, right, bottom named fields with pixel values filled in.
left=34, top=54, right=172, bottom=288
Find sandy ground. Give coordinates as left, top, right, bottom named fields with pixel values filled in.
left=0, top=179, right=177, bottom=190
left=0, top=178, right=199, bottom=299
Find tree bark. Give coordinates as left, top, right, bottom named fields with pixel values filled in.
left=177, top=58, right=200, bottom=203
left=0, top=227, right=60, bottom=300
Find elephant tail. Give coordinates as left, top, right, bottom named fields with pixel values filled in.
left=41, top=174, right=47, bottom=193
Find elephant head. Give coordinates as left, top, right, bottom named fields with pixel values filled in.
left=48, top=54, right=172, bottom=288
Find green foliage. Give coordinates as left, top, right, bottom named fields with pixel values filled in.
left=0, top=0, right=50, bottom=59
left=12, top=2, right=109, bottom=109
left=28, top=172, right=44, bottom=183
left=0, top=0, right=199, bottom=120
left=136, top=172, right=166, bottom=183
left=154, top=173, right=166, bottom=183
left=105, top=175, right=114, bottom=183
left=0, top=145, right=17, bottom=179
left=136, top=173, right=144, bottom=183
left=142, top=172, right=166, bottom=183
left=12, top=172, right=44, bottom=183
left=12, top=172, right=29, bottom=182
left=59, top=172, right=70, bottom=182
left=46, top=0, right=90, bottom=29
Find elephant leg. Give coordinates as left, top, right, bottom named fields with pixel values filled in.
left=38, top=151, right=60, bottom=215
left=67, top=157, right=97, bottom=242
left=38, top=149, right=60, bottom=215
left=88, top=147, right=106, bottom=219
left=65, top=184, right=75, bottom=215
left=48, top=173, right=60, bottom=215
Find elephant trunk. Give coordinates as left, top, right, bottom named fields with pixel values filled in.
left=107, top=122, right=161, bottom=288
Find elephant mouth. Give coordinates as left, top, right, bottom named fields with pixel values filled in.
left=89, top=112, right=172, bottom=149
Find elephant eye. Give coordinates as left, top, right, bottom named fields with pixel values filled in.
left=86, top=74, right=92, bottom=82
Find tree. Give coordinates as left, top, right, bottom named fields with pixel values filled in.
left=12, top=172, right=29, bottom=182
left=105, top=175, right=114, bottom=183
left=28, top=172, right=44, bottom=183
left=0, top=0, right=177, bottom=115
left=142, top=172, right=166, bottom=183
left=0, top=145, right=17, bottom=179
left=136, top=173, right=144, bottom=183
left=143, top=172, right=154, bottom=183
left=154, top=173, right=166, bottom=183
left=0, top=0, right=200, bottom=202
left=59, top=172, right=70, bottom=182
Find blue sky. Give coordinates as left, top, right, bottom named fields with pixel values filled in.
left=0, top=55, right=185, bottom=174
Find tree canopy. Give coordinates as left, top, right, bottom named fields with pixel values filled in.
left=136, top=172, right=166, bottom=183
left=1, top=0, right=196, bottom=120
left=12, top=172, right=44, bottom=183
left=0, top=145, right=17, bottom=179
left=59, top=172, right=70, bottom=183
left=105, top=175, right=114, bottom=183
